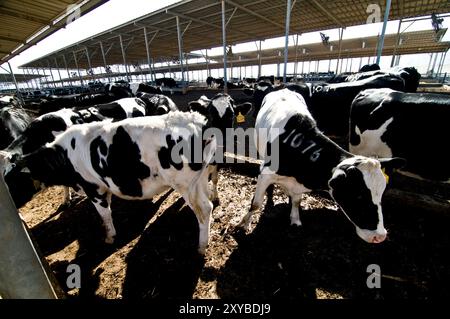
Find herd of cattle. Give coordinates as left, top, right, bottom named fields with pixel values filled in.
left=0, top=64, right=449, bottom=255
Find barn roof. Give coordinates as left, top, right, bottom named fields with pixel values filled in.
left=19, top=0, right=450, bottom=70
left=0, top=0, right=109, bottom=64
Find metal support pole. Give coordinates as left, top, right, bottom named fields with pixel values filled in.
left=438, top=50, right=448, bottom=75
left=431, top=52, right=439, bottom=77
left=73, top=51, right=84, bottom=86
left=54, top=58, right=63, bottom=87
left=258, top=40, right=262, bottom=78
left=376, top=0, right=392, bottom=65
left=336, top=28, right=344, bottom=74
left=390, top=19, right=402, bottom=67
left=85, top=47, right=94, bottom=83
left=46, top=60, right=56, bottom=88
left=99, top=42, right=110, bottom=83
left=221, top=0, right=228, bottom=93
left=7, top=62, right=24, bottom=105
left=143, top=28, right=154, bottom=83
left=294, top=35, right=299, bottom=79
left=205, top=49, right=210, bottom=77
left=119, top=35, right=130, bottom=82
left=283, top=0, right=292, bottom=83
left=0, top=156, right=58, bottom=299
left=62, top=55, right=73, bottom=87
left=175, top=16, right=185, bottom=87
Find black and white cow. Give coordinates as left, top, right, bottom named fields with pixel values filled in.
left=137, top=93, right=178, bottom=115
left=1, top=93, right=250, bottom=254
left=0, top=106, right=32, bottom=150
left=4, top=97, right=166, bottom=207
left=239, top=88, right=405, bottom=243
left=245, top=74, right=405, bottom=136
left=155, top=77, right=177, bottom=88
left=345, top=67, right=421, bottom=93
left=349, top=88, right=450, bottom=182
left=129, top=83, right=163, bottom=95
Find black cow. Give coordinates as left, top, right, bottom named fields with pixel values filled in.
left=349, top=88, right=450, bottom=182
left=245, top=73, right=405, bottom=136
left=155, top=77, right=177, bottom=88
left=359, top=64, right=380, bottom=72
left=39, top=84, right=133, bottom=115
left=345, top=67, right=421, bottom=93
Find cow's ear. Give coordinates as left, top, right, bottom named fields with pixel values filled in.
left=235, top=102, right=252, bottom=115
left=243, top=88, right=254, bottom=96
left=379, top=157, right=406, bottom=175
left=189, top=101, right=207, bottom=116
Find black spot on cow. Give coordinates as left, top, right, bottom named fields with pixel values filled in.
left=71, top=138, right=76, bottom=150
left=8, top=115, right=68, bottom=155
left=96, top=102, right=127, bottom=121
left=106, top=126, right=150, bottom=197
left=158, top=135, right=184, bottom=170
left=90, top=136, right=109, bottom=184
left=132, top=107, right=144, bottom=117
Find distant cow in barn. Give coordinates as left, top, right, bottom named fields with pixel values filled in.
left=245, top=73, right=405, bottom=136
left=155, top=77, right=178, bottom=88
left=239, top=88, right=405, bottom=243
left=349, top=88, right=450, bottom=182
left=129, top=83, right=163, bottom=95
left=359, top=64, right=380, bottom=72
left=39, top=84, right=133, bottom=115
left=137, top=93, right=178, bottom=115
left=1, top=93, right=252, bottom=254
left=345, top=66, right=421, bottom=93
left=4, top=97, right=172, bottom=207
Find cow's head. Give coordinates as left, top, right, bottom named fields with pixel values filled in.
left=137, top=93, right=176, bottom=115
left=189, top=94, right=252, bottom=132
left=328, top=156, right=405, bottom=243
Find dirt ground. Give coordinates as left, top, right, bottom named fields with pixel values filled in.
left=18, top=164, right=450, bottom=300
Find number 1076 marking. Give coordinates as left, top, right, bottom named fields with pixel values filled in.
left=282, top=129, right=322, bottom=162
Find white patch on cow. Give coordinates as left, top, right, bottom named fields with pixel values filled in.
left=350, top=117, right=394, bottom=158
left=116, top=98, right=145, bottom=117
left=255, top=88, right=314, bottom=156
left=256, top=83, right=270, bottom=92
left=211, top=95, right=231, bottom=118
left=305, top=83, right=313, bottom=97
left=41, top=109, right=79, bottom=138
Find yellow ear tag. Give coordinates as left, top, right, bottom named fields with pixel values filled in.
left=382, top=168, right=389, bottom=184
left=236, top=112, right=245, bottom=123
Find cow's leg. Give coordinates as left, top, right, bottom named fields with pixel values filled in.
left=209, top=165, right=219, bottom=204
left=239, top=173, right=274, bottom=230
left=91, top=192, right=116, bottom=244
left=288, top=194, right=302, bottom=226
left=63, top=186, right=72, bottom=205
left=187, top=172, right=214, bottom=255
left=266, top=184, right=274, bottom=206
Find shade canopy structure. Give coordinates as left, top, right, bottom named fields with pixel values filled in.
left=0, top=72, right=43, bottom=83
left=38, top=28, right=450, bottom=85
left=19, top=0, right=450, bottom=70
left=0, top=0, right=109, bottom=64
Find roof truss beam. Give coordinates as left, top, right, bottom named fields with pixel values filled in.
left=310, top=0, right=345, bottom=28
left=224, top=0, right=285, bottom=30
